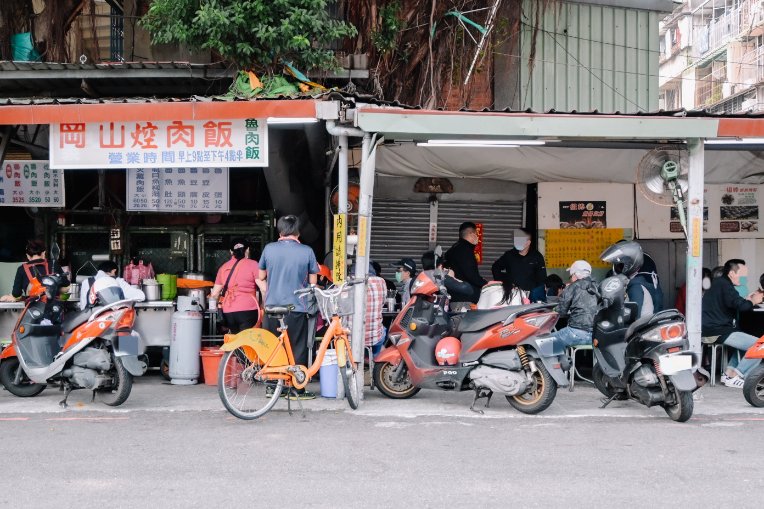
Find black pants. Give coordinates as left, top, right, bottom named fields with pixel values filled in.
left=222, top=309, right=259, bottom=334
left=263, top=312, right=309, bottom=367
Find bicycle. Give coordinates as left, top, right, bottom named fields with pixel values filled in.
left=217, top=282, right=360, bottom=420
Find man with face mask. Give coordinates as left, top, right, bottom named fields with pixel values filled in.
left=391, top=258, right=417, bottom=305
left=702, top=258, right=764, bottom=388
left=491, top=228, right=547, bottom=292
left=444, top=222, right=487, bottom=304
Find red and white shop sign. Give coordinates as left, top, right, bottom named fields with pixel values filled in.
left=50, top=118, right=267, bottom=169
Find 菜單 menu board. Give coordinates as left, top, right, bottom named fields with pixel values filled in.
left=126, top=167, right=229, bottom=213
left=0, top=160, right=64, bottom=207
left=545, top=228, right=625, bottom=269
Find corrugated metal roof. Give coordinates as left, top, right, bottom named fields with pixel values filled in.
left=0, top=60, right=230, bottom=72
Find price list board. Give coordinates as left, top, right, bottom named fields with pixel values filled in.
left=545, top=228, right=625, bottom=269
left=0, top=160, right=63, bottom=207
left=126, top=167, right=229, bottom=213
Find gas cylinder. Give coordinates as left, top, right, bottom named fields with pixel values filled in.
left=169, top=296, right=203, bottom=385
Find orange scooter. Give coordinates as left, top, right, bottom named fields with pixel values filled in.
left=742, top=336, right=764, bottom=407
left=0, top=274, right=146, bottom=407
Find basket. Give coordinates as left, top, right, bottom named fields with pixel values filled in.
left=314, top=286, right=355, bottom=321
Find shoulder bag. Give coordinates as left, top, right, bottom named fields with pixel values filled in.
left=217, top=259, right=242, bottom=324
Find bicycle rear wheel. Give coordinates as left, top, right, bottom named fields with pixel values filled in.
left=218, top=347, right=283, bottom=420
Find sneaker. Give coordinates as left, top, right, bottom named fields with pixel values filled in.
left=723, top=376, right=745, bottom=389
left=284, top=390, right=316, bottom=401
left=720, top=373, right=732, bottom=384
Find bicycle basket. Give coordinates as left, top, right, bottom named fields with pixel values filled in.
left=315, top=286, right=355, bottom=321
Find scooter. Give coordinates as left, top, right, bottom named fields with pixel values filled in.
left=742, top=335, right=764, bottom=407
left=0, top=273, right=146, bottom=407
left=373, top=269, right=570, bottom=414
left=591, top=274, right=699, bottom=422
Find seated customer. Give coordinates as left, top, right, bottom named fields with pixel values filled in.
left=552, top=260, right=599, bottom=348
left=421, top=250, right=475, bottom=303
left=702, top=258, right=764, bottom=388
left=80, top=261, right=144, bottom=310
left=530, top=274, right=565, bottom=303
left=366, top=263, right=387, bottom=355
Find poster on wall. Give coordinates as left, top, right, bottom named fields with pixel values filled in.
left=474, top=223, right=484, bottom=264
left=126, top=167, right=229, bottom=213
left=559, top=201, right=606, bottom=228
left=51, top=118, right=268, bottom=169
left=670, top=205, right=708, bottom=234
left=0, top=160, right=64, bottom=207
left=545, top=228, right=625, bottom=269
left=719, top=185, right=759, bottom=234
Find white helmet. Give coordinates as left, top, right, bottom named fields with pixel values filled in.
left=89, top=277, right=125, bottom=306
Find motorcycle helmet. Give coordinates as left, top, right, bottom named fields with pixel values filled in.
left=600, top=241, right=643, bottom=278
left=435, top=337, right=461, bottom=366
left=89, top=277, right=125, bottom=306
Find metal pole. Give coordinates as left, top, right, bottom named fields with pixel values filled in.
left=686, top=138, right=705, bottom=356
left=338, top=135, right=348, bottom=216
left=352, top=134, right=373, bottom=400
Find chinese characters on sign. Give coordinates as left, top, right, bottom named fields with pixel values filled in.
left=0, top=161, right=64, bottom=207
left=719, top=185, right=759, bottom=234
left=126, top=167, right=229, bottom=213
left=474, top=223, right=484, bottom=264
left=545, top=228, right=624, bottom=269
left=333, top=214, right=347, bottom=284
left=51, top=118, right=268, bottom=169
left=559, top=201, right=607, bottom=229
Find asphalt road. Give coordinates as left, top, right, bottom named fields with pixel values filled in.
left=1, top=407, right=761, bottom=508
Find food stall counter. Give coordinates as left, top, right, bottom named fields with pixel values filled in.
left=134, top=300, right=175, bottom=347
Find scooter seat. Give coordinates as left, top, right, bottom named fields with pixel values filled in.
left=62, top=308, right=92, bottom=333
left=455, top=304, right=553, bottom=333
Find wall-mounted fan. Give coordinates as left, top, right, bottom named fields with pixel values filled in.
left=636, top=145, right=689, bottom=237
left=330, top=182, right=360, bottom=214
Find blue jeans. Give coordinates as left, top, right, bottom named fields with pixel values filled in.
left=724, top=332, right=761, bottom=377
left=553, top=326, right=592, bottom=348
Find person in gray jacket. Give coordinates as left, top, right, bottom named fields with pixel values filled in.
left=552, top=260, right=600, bottom=348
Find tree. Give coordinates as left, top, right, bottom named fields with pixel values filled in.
left=141, top=0, right=357, bottom=74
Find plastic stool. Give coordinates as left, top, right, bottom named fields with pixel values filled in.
left=567, top=344, right=594, bottom=391
left=702, top=336, right=727, bottom=387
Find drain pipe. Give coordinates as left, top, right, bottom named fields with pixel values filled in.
left=325, top=120, right=367, bottom=399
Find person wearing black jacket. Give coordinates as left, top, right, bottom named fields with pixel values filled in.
left=1, top=240, right=59, bottom=302
left=421, top=250, right=475, bottom=301
left=552, top=260, right=599, bottom=347
left=444, top=222, right=487, bottom=303
left=491, top=228, right=547, bottom=292
left=702, top=258, right=764, bottom=388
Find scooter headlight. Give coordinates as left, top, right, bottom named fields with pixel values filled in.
left=642, top=322, right=686, bottom=342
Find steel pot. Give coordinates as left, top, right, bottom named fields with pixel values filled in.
left=142, top=283, right=163, bottom=301
left=67, top=283, right=81, bottom=301
left=182, top=272, right=205, bottom=281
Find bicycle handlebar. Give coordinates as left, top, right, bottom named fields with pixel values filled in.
left=293, top=279, right=363, bottom=298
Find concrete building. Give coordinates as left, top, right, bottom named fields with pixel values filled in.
left=659, top=0, right=764, bottom=113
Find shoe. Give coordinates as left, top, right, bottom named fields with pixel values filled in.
left=720, top=373, right=731, bottom=384
left=723, top=376, right=745, bottom=389
left=284, top=390, right=316, bottom=401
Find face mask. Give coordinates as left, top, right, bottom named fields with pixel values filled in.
left=513, top=238, right=528, bottom=251
left=395, top=272, right=403, bottom=283
left=736, top=276, right=749, bottom=298
left=702, top=277, right=711, bottom=291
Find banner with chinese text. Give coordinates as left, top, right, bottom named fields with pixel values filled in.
left=126, top=168, right=229, bottom=213
left=51, top=118, right=267, bottom=169
left=0, top=160, right=64, bottom=207
left=545, top=228, right=625, bottom=269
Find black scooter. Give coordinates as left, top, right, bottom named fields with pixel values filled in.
left=591, top=275, right=699, bottom=422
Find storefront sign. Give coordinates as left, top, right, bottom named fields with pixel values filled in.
left=50, top=118, right=268, bottom=169
left=0, top=160, right=64, bottom=207
left=545, top=228, right=625, bottom=269
left=559, top=201, right=607, bottom=229
left=357, top=215, right=368, bottom=258
left=333, top=214, right=347, bottom=284
left=474, top=223, right=484, bottom=264
left=126, top=167, right=229, bottom=213
left=719, top=185, right=759, bottom=234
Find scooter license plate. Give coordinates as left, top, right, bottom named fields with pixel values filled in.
left=659, top=354, right=692, bottom=375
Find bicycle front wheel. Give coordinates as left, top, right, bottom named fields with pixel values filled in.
left=218, top=347, right=283, bottom=421
left=337, top=339, right=360, bottom=410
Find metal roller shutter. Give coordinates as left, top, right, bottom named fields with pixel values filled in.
left=369, top=200, right=524, bottom=280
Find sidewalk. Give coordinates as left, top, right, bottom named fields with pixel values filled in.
left=2, top=370, right=763, bottom=420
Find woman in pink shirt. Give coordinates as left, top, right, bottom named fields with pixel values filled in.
left=210, top=239, right=265, bottom=333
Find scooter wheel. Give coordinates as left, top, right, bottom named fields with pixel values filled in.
left=507, top=361, right=557, bottom=414
left=743, top=364, right=764, bottom=408
left=373, top=361, right=420, bottom=399
left=664, top=387, right=693, bottom=422
left=98, top=356, right=133, bottom=407
left=0, top=358, right=46, bottom=397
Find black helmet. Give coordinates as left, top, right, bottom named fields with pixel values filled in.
left=600, top=241, right=643, bottom=278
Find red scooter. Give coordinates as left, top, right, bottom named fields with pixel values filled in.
left=373, top=269, right=570, bottom=414
left=743, top=335, right=764, bottom=407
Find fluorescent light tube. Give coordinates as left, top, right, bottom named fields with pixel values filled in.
left=266, top=117, right=318, bottom=124
left=423, top=139, right=546, bottom=146
left=705, top=137, right=764, bottom=144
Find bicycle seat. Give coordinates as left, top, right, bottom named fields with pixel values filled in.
left=265, top=305, right=295, bottom=316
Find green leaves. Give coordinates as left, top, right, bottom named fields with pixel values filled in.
left=140, top=0, right=356, bottom=72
